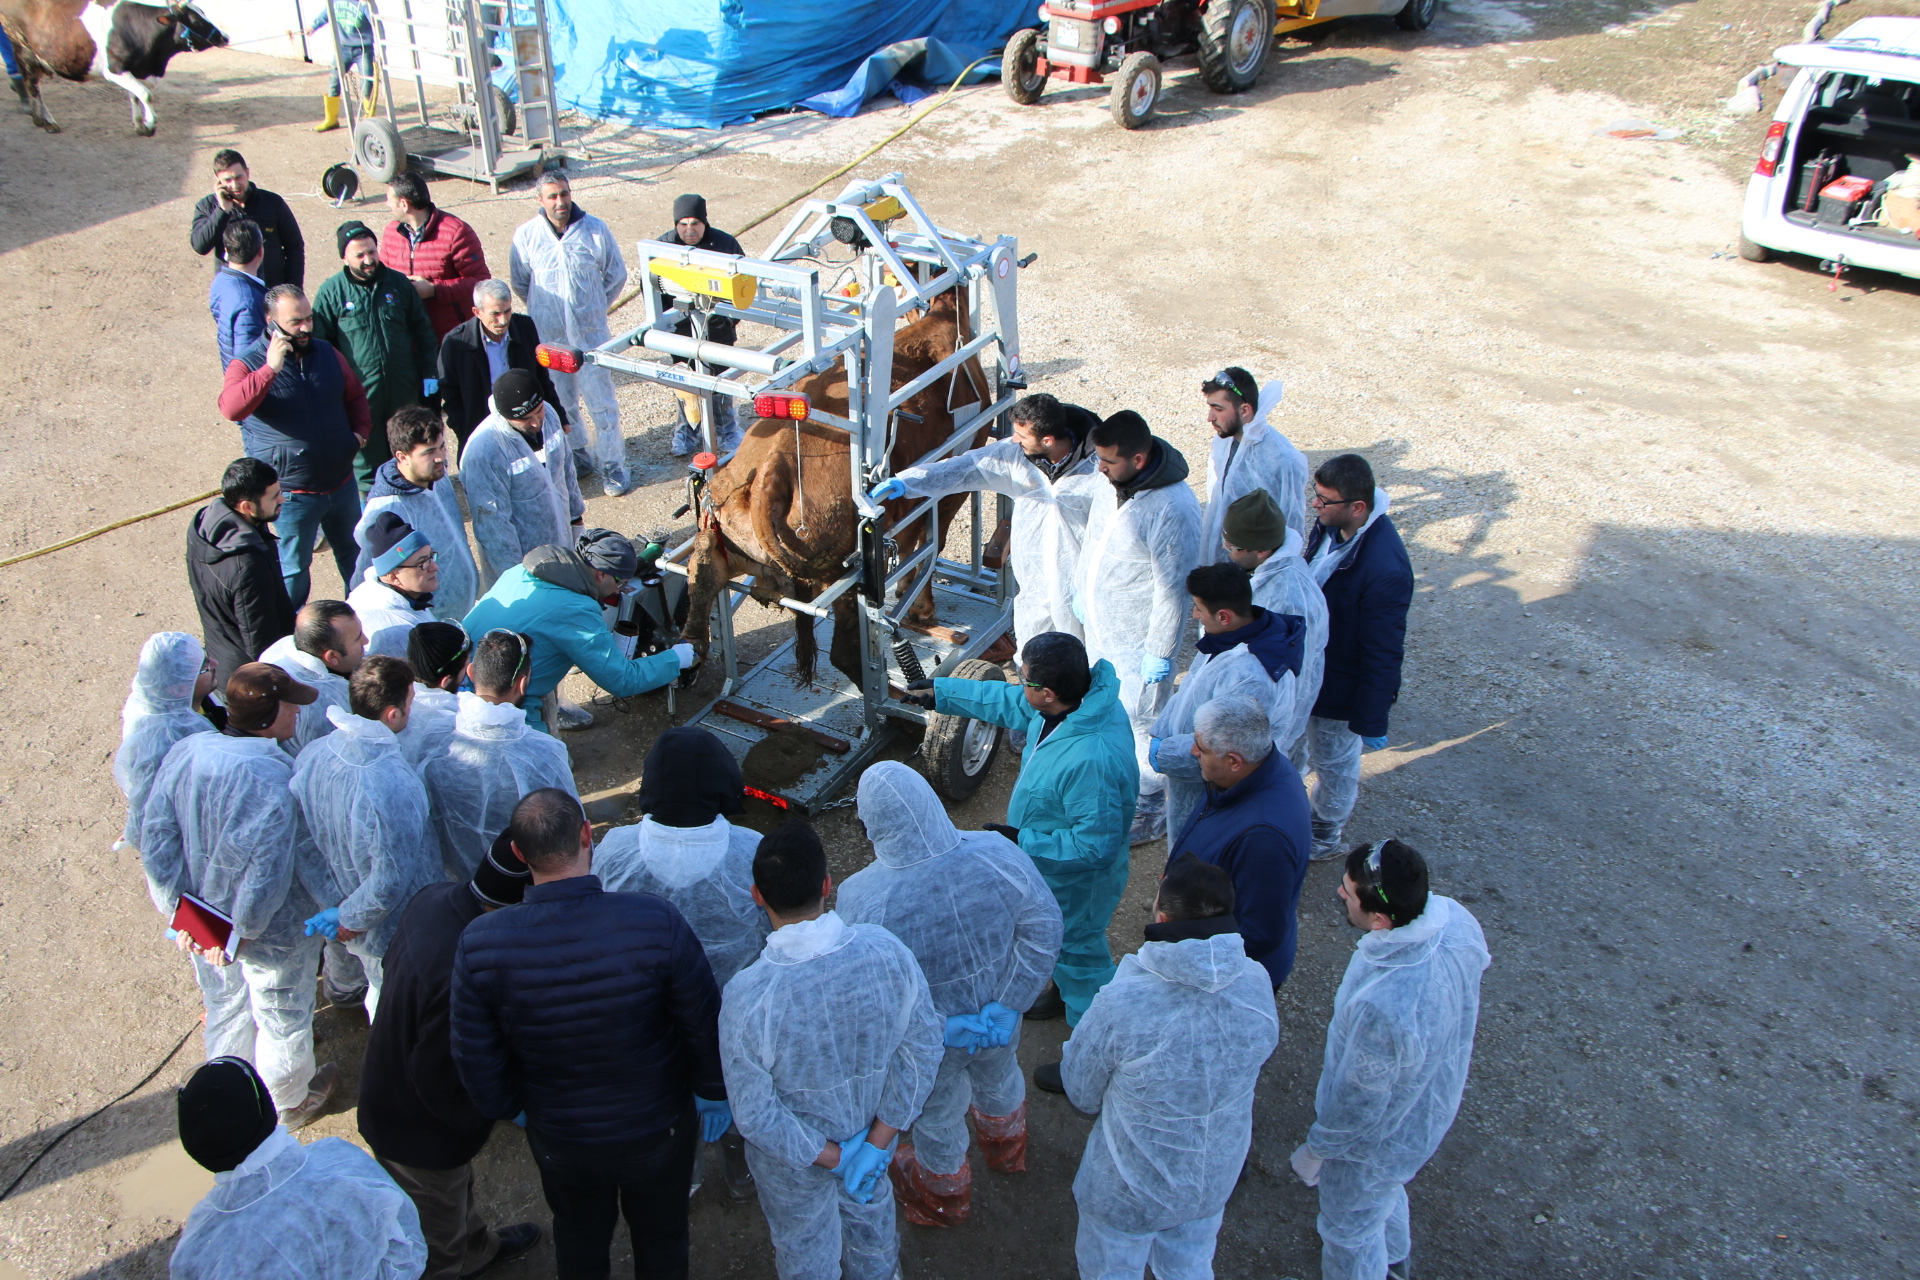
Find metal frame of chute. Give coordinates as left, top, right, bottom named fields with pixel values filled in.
left=571, top=174, right=1027, bottom=806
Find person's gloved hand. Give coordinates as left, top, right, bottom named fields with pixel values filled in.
left=1147, top=737, right=1163, bottom=771
left=835, top=1139, right=892, bottom=1204
left=1072, top=595, right=1086, bottom=624
left=869, top=477, right=908, bottom=502
left=1361, top=735, right=1389, bottom=751
left=1140, top=655, right=1173, bottom=685
left=422, top=377, right=439, bottom=397
left=672, top=643, right=698, bottom=670
left=511, top=1111, right=527, bottom=1128
left=900, top=677, right=936, bottom=710
left=304, top=907, right=341, bottom=940
left=943, top=1012, right=993, bottom=1054
left=1290, top=1143, right=1323, bottom=1187
left=694, top=1096, right=732, bottom=1143
left=984, top=822, right=1020, bottom=845
left=978, top=1001, right=1018, bottom=1048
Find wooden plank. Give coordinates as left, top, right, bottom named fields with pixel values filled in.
left=899, top=619, right=969, bottom=646
left=711, top=700, right=852, bottom=754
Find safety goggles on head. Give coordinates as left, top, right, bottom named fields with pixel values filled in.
left=1355, top=840, right=1390, bottom=906
left=483, top=628, right=532, bottom=680
left=1207, top=368, right=1255, bottom=404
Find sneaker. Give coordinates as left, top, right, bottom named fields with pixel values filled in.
left=1310, top=819, right=1346, bottom=861
left=460, top=1223, right=542, bottom=1278
left=1022, top=983, right=1064, bottom=1021
left=720, top=1131, right=755, bottom=1200
left=277, top=1062, right=339, bottom=1130
left=552, top=693, right=595, bottom=731
left=1033, top=1061, right=1064, bottom=1095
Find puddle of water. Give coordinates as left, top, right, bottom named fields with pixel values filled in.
left=114, top=1142, right=214, bottom=1222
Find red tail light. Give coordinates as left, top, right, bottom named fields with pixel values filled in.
left=536, top=344, right=583, bottom=374
left=1755, top=121, right=1787, bottom=177
left=753, top=392, right=811, bottom=421
left=743, top=784, right=792, bottom=809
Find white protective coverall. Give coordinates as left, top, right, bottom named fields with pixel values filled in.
left=396, top=682, right=458, bottom=772
left=720, top=911, right=943, bottom=1280
left=346, top=574, right=435, bottom=660
left=141, top=734, right=331, bottom=1111
left=1306, top=895, right=1489, bottom=1280
left=1249, top=527, right=1328, bottom=753
left=837, top=763, right=1062, bottom=1180
left=351, top=476, right=479, bottom=623
left=290, top=706, right=444, bottom=1018
left=1063, top=929, right=1279, bottom=1280
left=257, top=636, right=350, bottom=759
left=1200, top=380, right=1309, bottom=556
left=460, top=401, right=585, bottom=591
left=892, top=437, right=1102, bottom=654
left=114, top=632, right=213, bottom=854
left=1076, top=441, right=1204, bottom=801
left=594, top=817, right=768, bottom=990
left=1149, top=621, right=1301, bottom=843
left=422, top=692, right=576, bottom=879
left=509, top=210, right=629, bottom=485
left=170, top=1128, right=427, bottom=1280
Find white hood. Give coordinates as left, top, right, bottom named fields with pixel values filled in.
left=1134, top=932, right=1252, bottom=994
left=856, top=761, right=963, bottom=868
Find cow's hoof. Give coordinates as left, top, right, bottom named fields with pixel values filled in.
left=135, top=121, right=156, bottom=137
left=32, top=116, right=59, bottom=133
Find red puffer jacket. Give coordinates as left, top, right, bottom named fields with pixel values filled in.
left=380, top=209, right=492, bottom=339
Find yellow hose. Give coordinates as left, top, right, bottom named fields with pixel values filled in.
left=0, top=490, right=219, bottom=570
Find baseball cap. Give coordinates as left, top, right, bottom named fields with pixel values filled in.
left=224, top=662, right=318, bottom=732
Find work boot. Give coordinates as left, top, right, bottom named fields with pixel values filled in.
left=1033, top=1061, right=1065, bottom=1095
left=969, top=1103, right=1028, bottom=1173
left=278, top=1062, right=339, bottom=1130
left=314, top=94, right=342, bottom=132
left=720, top=1130, right=755, bottom=1200
left=889, top=1143, right=971, bottom=1227
left=460, top=1223, right=542, bottom=1279
left=1023, top=983, right=1064, bottom=1021
left=1310, top=819, right=1346, bottom=861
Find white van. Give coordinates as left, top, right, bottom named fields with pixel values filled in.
left=1740, top=16, right=1920, bottom=278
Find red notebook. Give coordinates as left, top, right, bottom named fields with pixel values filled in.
left=171, top=892, right=237, bottom=961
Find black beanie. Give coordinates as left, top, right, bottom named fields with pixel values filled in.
left=407, top=621, right=471, bottom=685
left=336, top=219, right=376, bottom=257
left=492, top=368, right=544, bottom=419
left=177, top=1057, right=277, bottom=1173
left=639, top=726, right=744, bottom=827
left=471, top=828, right=533, bottom=908
left=672, top=193, right=708, bottom=225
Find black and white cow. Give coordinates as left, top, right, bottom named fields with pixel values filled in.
left=8, top=0, right=226, bottom=135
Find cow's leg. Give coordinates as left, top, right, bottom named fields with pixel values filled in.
left=28, top=82, right=56, bottom=131
left=683, top=527, right=727, bottom=662
left=102, top=68, right=155, bottom=135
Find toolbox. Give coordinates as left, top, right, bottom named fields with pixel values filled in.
left=1817, top=174, right=1875, bottom=223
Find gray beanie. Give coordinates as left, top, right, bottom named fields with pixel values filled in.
left=576, top=527, right=638, bottom=578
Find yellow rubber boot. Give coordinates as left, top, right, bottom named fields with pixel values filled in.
left=314, top=94, right=341, bottom=132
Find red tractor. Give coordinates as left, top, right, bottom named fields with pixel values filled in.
left=1004, top=0, right=1436, bottom=128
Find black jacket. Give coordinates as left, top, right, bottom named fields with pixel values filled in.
left=436, top=313, right=567, bottom=444
left=450, top=876, right=726, bottom=1147
left=1306, top=514, right=1414, bottom=737
left=186, top=499, right=295, bottom=692
left=653, top=224, right=745, bottom=348
left=190, top=186, right=306, bottom=291
left=360, top=881, right=496, bottom=1170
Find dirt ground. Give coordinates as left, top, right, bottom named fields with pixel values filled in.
left=3, top=0, right=1919, bottom=1274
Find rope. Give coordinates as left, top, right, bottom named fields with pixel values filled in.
left=0, top=490, right=218, bottom=572
left=606, top=52, right=996, bottom=318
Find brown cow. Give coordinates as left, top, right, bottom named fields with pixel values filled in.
left=684, top=284, right=991, bottom=688
left=0, top=0, right=226, bottom=134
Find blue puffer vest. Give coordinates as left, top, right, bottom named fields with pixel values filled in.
left=235, top=335, right=358, bottom=492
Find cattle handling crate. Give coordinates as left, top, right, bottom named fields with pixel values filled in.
left=330, top=0, right=578, bottom=194
left=540, top=174, right=1030, bottom=812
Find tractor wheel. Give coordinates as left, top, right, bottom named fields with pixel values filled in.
left=1110, top=52, right=1161, bottom=130
left=1198, top=0, right=1275, bottom=93
left=352, top=116, right=406, bottom=182
left=1396, top=0, right=1440, bottom=29
left=1005, top=28, right=1046, bottom=105
left=923, top=659, right=1006, bottom=802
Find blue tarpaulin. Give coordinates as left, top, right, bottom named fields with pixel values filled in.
left=544, top=0, right=1033, bottom=129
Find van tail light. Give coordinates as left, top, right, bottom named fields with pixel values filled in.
left=1755, top=121, right=1787, bottom=177
left=754, top=392, right=810, bottom=421
left=536, top=344, right=583, bottom=374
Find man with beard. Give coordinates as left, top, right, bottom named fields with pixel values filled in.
left=313, top=221, right=440, bottom=491
left=870, top=394, right=1103, bottom=660
left=219, top=285, right=372, bottom=608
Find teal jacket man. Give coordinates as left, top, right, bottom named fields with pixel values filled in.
left=930, top=659, right=1138, bottom=1024
left=462, top=543, right=681, bottom=730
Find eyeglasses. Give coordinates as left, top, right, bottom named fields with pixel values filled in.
left=483, top=628, right=532, bottom=678
left=399, top=551, right=438, bottom=570
left=1310, top=492, right=1361, bottom=508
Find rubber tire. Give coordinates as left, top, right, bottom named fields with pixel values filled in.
left=1111, top=52, right=1161, bottom=130
left=923, top=659, right=1005, bottom=802
left=1198, top=0, right=1275, bottom=93
left=1737, top=233, right=1775, bottom=263
left=352, top=116, right=406, bottom=182
left=1395, top=0, right=1439, bottom=29
left=492, top=83, right=517, bottom=137
left=1004, top=28, right=1046, bottom=105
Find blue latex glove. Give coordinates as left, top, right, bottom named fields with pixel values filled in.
left=303, top=907, right=341, bottom=940
left=835, top=1138, right=892, bottom=1204
left=422, top=377, right=439, bottom=396
left=1147, top=737, right=1163, bottom=771
left=944, top=1012, right=993, bottom=1054
left=979, top=1001, right=1018, bottom=1048
left=1361, top=735, right=1389, bottom=751
left=1140, top=655, right=1173, bottom=685
left=1071, top=595, right=1086, bottom=624
left=694, top=1096, right=732, bottom=1143
left=511, top=1111, right=527, bottom=1128
left=869, top=476, right=908, bottom=502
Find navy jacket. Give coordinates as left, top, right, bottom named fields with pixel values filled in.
left=1306, top=514, right=1413, bottom=738
left=1166, top=750, right=1312, bottom=987
left=223, top=335, right=365, bottom=493
left=208, top=267, right=266, bottom=368
left=450, top=876, right=725, bottom=1147
left=359, top=881, right=494, bottom=1170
